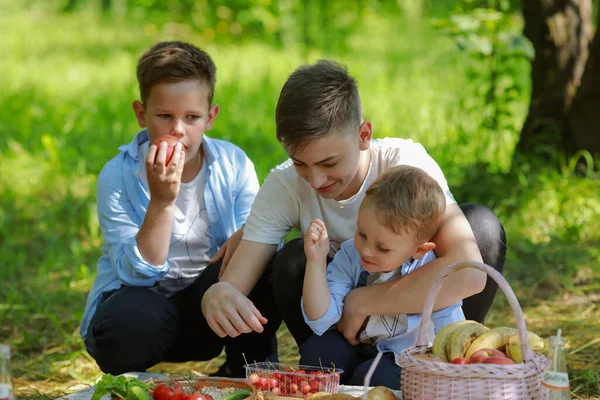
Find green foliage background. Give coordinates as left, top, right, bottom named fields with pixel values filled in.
left=0, top=0, right=598, bottom=398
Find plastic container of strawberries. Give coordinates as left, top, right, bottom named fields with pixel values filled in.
left=244, top=362, right=343, bottom=398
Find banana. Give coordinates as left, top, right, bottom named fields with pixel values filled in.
left=432, top=320, right=474, bottom=362
left=465, top=327, right=517, bottom=360
left=446, top=321, right=489, bottom=361
left=505, top=331, right=544, bottom=363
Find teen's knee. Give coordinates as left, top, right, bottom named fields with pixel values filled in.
left=459, top=203, right=506, bottom=268
left=271, top=238, right=306, bottom=294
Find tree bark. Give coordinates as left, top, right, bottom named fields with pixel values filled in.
left=517, top=0, right=593, bottom=156
left=566, top=7, right=600, bottom=160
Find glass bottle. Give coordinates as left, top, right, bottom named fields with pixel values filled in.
left=541, top=330, right=570, bottom=399
left=0, top=344, right=16, bottom=400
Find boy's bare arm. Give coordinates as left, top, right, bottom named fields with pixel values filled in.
left=136, top=199, right=176, bottom=265
left=201, top=239, right=278, bottom=337
left=302, top=219, right=332, bottom=320
left=137, top=142, right=185, bottom=266
left=303, top=258, right=331, bottom=320
left=337, top=204, right=485, bottom=341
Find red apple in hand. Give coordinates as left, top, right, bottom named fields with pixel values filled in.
left=153, top=135, right=180, bottom=166
left=482, top=356, right=516, bottom=365
left=469, top=348, right=507, bottom=364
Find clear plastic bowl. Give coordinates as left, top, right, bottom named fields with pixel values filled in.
left=244, top=362, right=343, bottom=398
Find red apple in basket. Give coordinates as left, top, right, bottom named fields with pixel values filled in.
left=451, top=357, right=469, bottom=364
left=153, top=135, right=180, bottom=166
left=482, top=356, right=516, bottom=365
left=469, top=348, right=507, bottom=364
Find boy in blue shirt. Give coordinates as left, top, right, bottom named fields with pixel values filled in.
left=80, top=41, right=280, bottom=377
left=301, top=165, right=464, bottom=389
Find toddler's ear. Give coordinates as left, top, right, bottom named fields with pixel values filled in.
left=413, top=241, right=436, bottom=260
left=132, top=100, right=147, bottom=128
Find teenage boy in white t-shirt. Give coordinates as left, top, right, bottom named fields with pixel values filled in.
left=201, top=60, right=506, bottom=350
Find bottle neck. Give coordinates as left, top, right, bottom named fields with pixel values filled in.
left=0, top=356, right=12, bottom=380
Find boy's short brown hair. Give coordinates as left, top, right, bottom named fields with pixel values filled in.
left=275, top=60, right=362, bottom=155
left=365, top=165, right=446, bottom=243
left=136, top=41, right=216, bottom=105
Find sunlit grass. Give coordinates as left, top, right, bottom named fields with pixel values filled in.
left=1, top=5, right=599, bottom=399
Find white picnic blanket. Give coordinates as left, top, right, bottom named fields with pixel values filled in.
left=58, top=372, right=402, bottom=400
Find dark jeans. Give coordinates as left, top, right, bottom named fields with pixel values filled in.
left=84, top=262, right=282, bottom=375
left=271, top=203, right=507, bottom=347
left=300, top=330, right=401, bottom=390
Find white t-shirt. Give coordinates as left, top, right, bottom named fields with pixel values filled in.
left=244, top=138, right=456, bottom=253
left=139, top=142, right=212, bottom=295
left=166, top=164, right=211, bottom=279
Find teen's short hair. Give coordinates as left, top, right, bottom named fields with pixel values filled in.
left=365, top=165, right=446, bottom=243
left=136, top=41, right=216, bottom=105
left=275, top=60, right=362, bottom=155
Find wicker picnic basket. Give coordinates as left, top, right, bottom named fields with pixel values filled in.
left=398, top=261, right=550, bottom=400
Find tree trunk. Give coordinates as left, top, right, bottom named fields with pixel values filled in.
left=566, top=7, right=600, bottom=160
left=517, top=0, right=593, bottom=156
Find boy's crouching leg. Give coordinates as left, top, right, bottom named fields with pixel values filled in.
left=300, top=330, right=359, bottom=385
left=84, top=287, right=179, bottom=375
left=459, top=203, right=507, bottom=323
left=270, top=238, right=315, bottom=347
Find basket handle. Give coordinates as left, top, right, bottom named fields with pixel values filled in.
left=415, top=260, right=534, bottom=363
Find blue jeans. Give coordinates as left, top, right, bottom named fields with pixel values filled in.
left=300, top=330, right=401, bottom=390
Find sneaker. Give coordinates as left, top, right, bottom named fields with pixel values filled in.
left=209, top=362, right=246, bottom=378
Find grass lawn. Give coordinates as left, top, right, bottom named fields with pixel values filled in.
left=1, top=5, right=599, bottom=399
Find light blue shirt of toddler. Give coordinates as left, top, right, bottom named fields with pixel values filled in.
left=301, top=239, right=465, bottom=366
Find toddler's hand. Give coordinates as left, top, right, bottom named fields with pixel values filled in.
left=146, top=141, right=185, bottom=204
left=304, top=219, right=330, bottom=263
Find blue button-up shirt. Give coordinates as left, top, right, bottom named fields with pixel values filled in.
left=80, top=130, right=259, bottom=339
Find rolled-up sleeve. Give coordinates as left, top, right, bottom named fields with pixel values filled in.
left=301, top=243, right=359, bottom=335
left=97, top=164, right=170, bottom=286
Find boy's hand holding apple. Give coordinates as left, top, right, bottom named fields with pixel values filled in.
left=146, top=136, right=185, bottom=204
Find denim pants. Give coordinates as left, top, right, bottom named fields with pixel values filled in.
left=300, top=330, right=402, bottom=389
left=271, top=203, right=507, bottom=347
left=84, top=261, right=281, bottom=375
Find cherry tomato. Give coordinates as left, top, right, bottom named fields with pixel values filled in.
left=269, top=378, right=280, bottom=388
left=301, top=384, right=312, bottom=395
left=153, top=383, right=184, bottom=400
